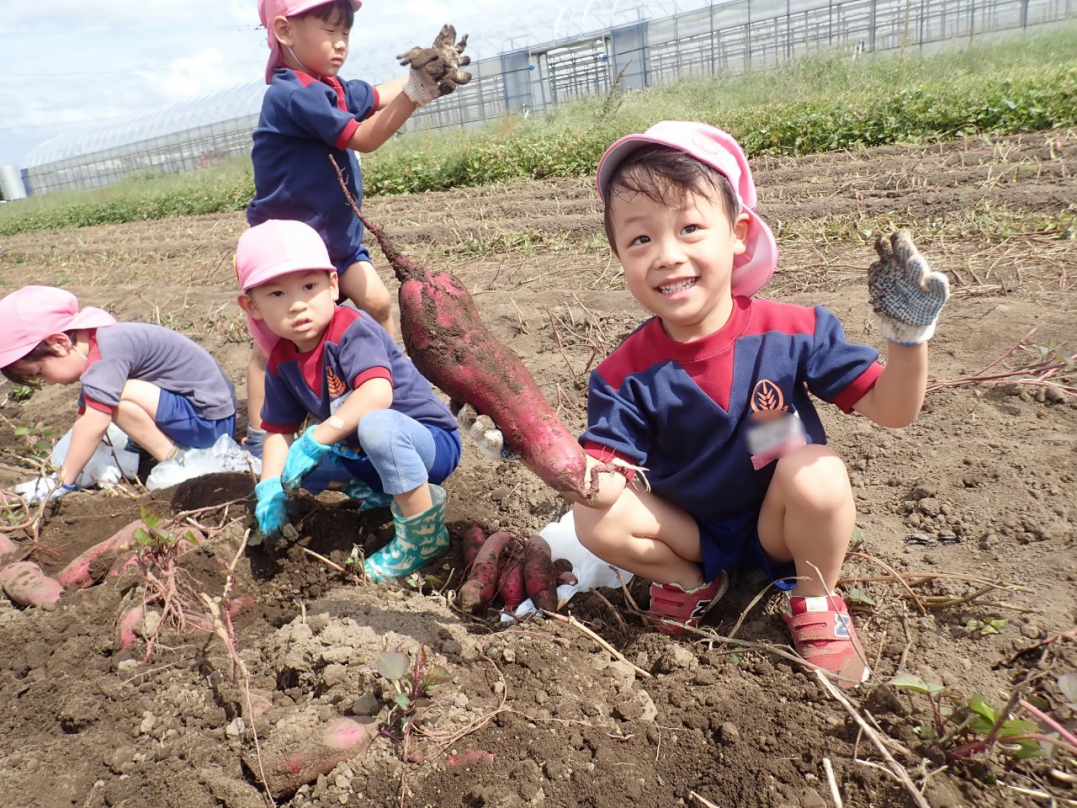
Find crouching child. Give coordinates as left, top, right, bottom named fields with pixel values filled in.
left=571, top=122, right=950, bottom=688
left=0, top=286, right=237, bottom=499
left=235, top=219, right=462, bottom=581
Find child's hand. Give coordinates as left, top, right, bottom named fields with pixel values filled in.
left=281, top=426, right=334, bottom=491
left=21, top=473, right=79, bottom=504
left=453, top=402, right=520, bottom=462
left=398, top=24, right=472, bottom=107
left=254, top=477, right=289, bottom=539
left=868, top=230, right=950, bottom=345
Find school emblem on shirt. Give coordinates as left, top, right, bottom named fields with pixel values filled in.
left=326, top=367, right=347, bottom=399
left=746, top=378, right=806, bottom=469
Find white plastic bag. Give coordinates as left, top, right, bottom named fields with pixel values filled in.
left=146, top=434, right=261, bottom=491
left=12, top=424, right=140, bottom=500
left=502, top=509, right=633, bottom=622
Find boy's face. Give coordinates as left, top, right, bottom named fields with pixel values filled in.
left=275, top=6, right=350, bottom=79
left=240, top=270, right=340, bottom=352
left=608, top=185, right=749, bottom=343
left=9, top=336, right=86, bottom=386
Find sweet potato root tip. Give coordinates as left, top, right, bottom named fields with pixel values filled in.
left=523, top=535, right=558, bottom=613
left=457, top=530, right=515, bottom=614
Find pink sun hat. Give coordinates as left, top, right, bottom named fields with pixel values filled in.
left=259, top=0, right=363, bottom=84
left=596, top=121, right=777, bottom=298
left=0, top=286, right=116, bottom=369
left=235, top=220, right=338, bottom=354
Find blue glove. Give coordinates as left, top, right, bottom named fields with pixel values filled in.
left=281, top=425, right=333, bottom=491
left=868, top=230, right=950, bottom=346
left=254, top=477, right=289, bottom=538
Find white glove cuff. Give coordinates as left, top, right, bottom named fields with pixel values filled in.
left=402, top=71, right=439, bottom=107
left=874, top=312, right=937, bottom=346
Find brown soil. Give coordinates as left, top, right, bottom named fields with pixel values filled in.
left=0, top=130, right=1074, bottom=808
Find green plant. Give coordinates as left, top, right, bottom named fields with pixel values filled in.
left=890, top=673, right=1077, bottom=766
left=965, top=616, right=1008, bottom=636
left=13, top=421, right=56, bottom=461
left=376, top=645, right=451, bottom=760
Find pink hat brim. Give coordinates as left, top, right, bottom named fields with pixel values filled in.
left=246, top=314, right=280, bottom=357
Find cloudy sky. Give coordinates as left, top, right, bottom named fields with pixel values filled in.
left=0, top=0, right=702, bottom=168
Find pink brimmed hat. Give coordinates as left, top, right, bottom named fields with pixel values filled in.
left=596, top=121, right=777, bottom=298
left=259, top=0, right=362, bottom=84
left=0, top=286, right=116, bottom=369
left=235, top=220, right=337, bottom=354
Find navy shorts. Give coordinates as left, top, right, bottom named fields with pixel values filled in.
left=156, top=390, right=236, bottom=449
left=333, top=244, right=372, bottom=275
left=698, top=507, right=798, bottom=590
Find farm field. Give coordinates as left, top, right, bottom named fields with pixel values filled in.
left=0, top=130, right=1074, bottom=808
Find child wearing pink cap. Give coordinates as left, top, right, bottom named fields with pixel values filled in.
left=570, top=121, right=950, bottom=687
left=243, top=0, right=470, bottom=460
left=0, top=287, right=237, bottom=500
left=235, top=220, right=461, bottom=582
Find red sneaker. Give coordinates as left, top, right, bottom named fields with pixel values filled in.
left=646, top=572, right=730, bottom=635
left=784, top=594, right=870, bottom=687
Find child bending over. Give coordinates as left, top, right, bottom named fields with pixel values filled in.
left=0, top=286, right=237, bottom=500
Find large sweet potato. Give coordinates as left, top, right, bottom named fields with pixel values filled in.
left=58, top=519, right=144, bottom=589
left=355, top=211, right=596, bottom=500
left=0, top=561, right=63, bottom=607
left=496, top=538, right=526, bottom=613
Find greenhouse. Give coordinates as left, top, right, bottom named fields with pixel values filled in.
left=17, top=0, right=1075, bottom=197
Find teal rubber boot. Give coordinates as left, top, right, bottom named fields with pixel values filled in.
left=364, top=484, right=450, bottom=582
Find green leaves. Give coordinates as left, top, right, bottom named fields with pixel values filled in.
left=889, top=672, right=947, bottom=696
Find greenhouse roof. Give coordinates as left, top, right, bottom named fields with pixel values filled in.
left=23, top=80, right=268, bottom=168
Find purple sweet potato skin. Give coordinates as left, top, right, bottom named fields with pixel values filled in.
left=462, top=523, right=487, bottom=571
left=497, top=546, right=526, bottom=613
left=458, top=531, right=514, bottom=613
left=523, top=535, right=558, bottom=612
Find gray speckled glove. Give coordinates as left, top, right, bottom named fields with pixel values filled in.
left=868, top=230, right=950, bottom=345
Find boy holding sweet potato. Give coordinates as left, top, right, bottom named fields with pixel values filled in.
left=568, top=121, right=950, bottom=687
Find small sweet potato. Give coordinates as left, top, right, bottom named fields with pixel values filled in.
left=523, top=535, right=558, bottom=612
left=0, top=561, right=63, bottom=607
left=242, top=709, right=376, bottom=798
left=496, top=540, right=526, bottom=613
left=118, top=605, right=144, bottom=650
left=457, top=530, right=514, bottom=613
left=461, top=523, right=487, bottom=571
left=58, top=519, right=144, bottom=589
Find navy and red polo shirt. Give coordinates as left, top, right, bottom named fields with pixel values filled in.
left=247, top=68, right=380, bottom=267
left=580, top=297, right=883, bottom=522
left=261, top=307, right=457, bottom=447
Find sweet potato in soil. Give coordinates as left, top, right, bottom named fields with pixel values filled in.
left=457, top=530, right=515, bottom=613
left=523, top=535, right=559, bottom=613
left=461, top=522, right=487, bottom=571
left=496, top=541, right=526, bottom=613
left=355, top=211, right=596, bottom=500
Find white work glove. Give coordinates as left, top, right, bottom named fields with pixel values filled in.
left=15, top=473, right=79, bottom=504
left=454, top=403, right=520, bottom=462
left=398, top=24, right=472, bottom=107
left=868, top=230, right=950, bottom=345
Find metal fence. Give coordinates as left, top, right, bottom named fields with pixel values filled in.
left=402, top=0, right=1075, bottom=133
left=19, top=0, right=1075, bottom=195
